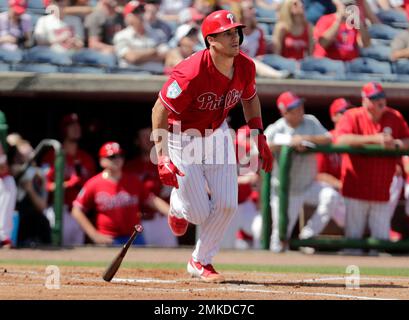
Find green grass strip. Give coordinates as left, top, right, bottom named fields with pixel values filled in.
left=0, top=259, right=408, bottom=277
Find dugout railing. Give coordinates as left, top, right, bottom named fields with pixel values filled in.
left=260, top=145, right=409, bottom=251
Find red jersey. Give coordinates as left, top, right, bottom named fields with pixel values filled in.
left=282, top=24, right=309, bottom=60
left=73, top=172, right=149, bottom=237
left=42, top=149, right=96, bottom=209
left=317, top=129, right=342, bottom=179
left=335, top=107, right=409, bottom=201
left=159, top=49, right=257, bottom=134
left=313, top=14, right=359, bottom=61
left=124, top=157, right=163, bottom=219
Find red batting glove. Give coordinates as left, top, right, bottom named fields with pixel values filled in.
left=157, top=155, right=185, bottom=188
left=256, top=134, right=273, bottom=173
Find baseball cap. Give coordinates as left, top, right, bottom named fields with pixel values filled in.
left=361, top=82, right=386, bottom=100
left=123, top=0, right=144, bottom=18
left=9, top=0, right=27, bottom=14
left=99, top=142, right=124, bottom=158
left=61, top=113, right=79, bottom=128
left=179, top=7, right=205, bottom=24
left=276, top=91, right=304, bottom=113
left=329, top=98, right=350, bottom=118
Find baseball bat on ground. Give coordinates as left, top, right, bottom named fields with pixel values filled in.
left=102, top=224, right=144, bottom=282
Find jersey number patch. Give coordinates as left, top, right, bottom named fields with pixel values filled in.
left=167, top=80, right=182, bottom=99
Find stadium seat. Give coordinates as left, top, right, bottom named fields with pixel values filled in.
left=359, top=45, right=392, bottom=62
left=13, top=63, right=59, bottom=73
left=23, top=46, right=72, bottom=65
left=109, top=67, right=152, bottom=75
left=299, top=56, right=345, bottom=78
left=71, top=49, right=117, bottom=68
left=346, top=57, right=392, bottom=74
left=261, top=54, right=298, bottom=74
left=27, top=12, right=43, bottom=26
left=392, top=59, right=409, bottom=75
left=0, top=62, right=10, bottom=71
left=0, top=0, right=8, bottom=11
left=0, top=48, right=23, bottom=63
left=59, top=65, right=106, bottom=74
left=368, top=24, right=400, bottom=41
left=377, top=10, right=409, bottom=29
left=27, top=0, right=45, bottom=14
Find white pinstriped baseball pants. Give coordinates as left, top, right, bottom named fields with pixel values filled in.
left=168, top=121, right=238, bottom=265
left=344, top=197, right=392, bottom=240
left=0, top=176, right=17, bottom=242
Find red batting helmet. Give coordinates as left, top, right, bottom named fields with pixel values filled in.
left=99, top=142, right=124, bottom=158
left=201, top=10, right=245, bottom=48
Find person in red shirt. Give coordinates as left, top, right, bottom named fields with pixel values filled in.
left=72, top=142, right=170, bottom=245
left=316, top=98, right=351, bottom=229
left=124, top=127, right=177, bottom=247
left=335, top=82, right=409, bottom=241
left=313, top=0, right=371, bottom=61
left=151, top=9, right=273, bottom=282
left=273, top=0, right=314, bottom=60
left=42, top=113, right=96, bottom=246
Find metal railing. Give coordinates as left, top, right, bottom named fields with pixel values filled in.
left=261, top=144, right=409, bottom=251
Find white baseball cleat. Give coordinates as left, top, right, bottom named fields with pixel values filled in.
left=187, top=258, right=225, bottom=283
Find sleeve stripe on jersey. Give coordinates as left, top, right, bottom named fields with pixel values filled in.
left=241, top=90, right=257, bottom=101
left=159, top=91, right=181, bottom=114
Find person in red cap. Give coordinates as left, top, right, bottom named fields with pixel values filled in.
left=0, top=0, right=33, bottom=51
left=41, top=113, right=96, bottom=246
left=113, top=0, right=168, bottom=69
left=152, top=9, right=273, bottom=282
left=335, top=82, right=409, bottom=245
left=265, top=91, right=339, bottom=253
left=315, top=98, right=352, bottom=232
left=72, top=142, right=170, bottom=245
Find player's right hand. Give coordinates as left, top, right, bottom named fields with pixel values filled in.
left=157, top=155, right=185, bottom=189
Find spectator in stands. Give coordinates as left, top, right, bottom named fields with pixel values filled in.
left=144, top=0, right=173, bottom=43
left=124, top=128, right=177, bottom=247
left=164, top=24, right=200, bottom=74
left=192, top=0, right=224, bottom=15
left=0, top=143, right=17, bottom=249
left=158, top=0, right=192, bottom=27
left=113, top=1, right=168, bottom=71
left=313, top=0, right=371, bottom=61
left=0, top=0, right=32, bottom=51
left=255, top=0, right=283, bottom=14
left=390, top=27, right=409, bottom=60
left=34, top=0, right=84, bottom=53
left=42, top=113, right=96, bottom=246
left=72, top=142, right=170, bottom=245
left=7, top=135, right=51, bottom=247
left=84, top=0, right=124, bottom=54
left=335, top=82, right=409, bottom=243
left=264, top=91, right=338, bottom=253
left=304, top=0, right=336, bottom=24
left=239, top=0, right=290, bottom=78
left=64, top=0, right=94, bottom=19
left=273, top=0, right=313, bottom=60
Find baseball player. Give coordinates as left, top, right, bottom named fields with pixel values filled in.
left=265, top=91, right=339, bottom=253
left=72, top=142, right=170, bottom=245
left=151, top=10, right=273, bottom=282
left=335, top=82, right=409, bottom=242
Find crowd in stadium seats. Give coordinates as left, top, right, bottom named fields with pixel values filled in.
left=0, top=0, right=409, bottom=81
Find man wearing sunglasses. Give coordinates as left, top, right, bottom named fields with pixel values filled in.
left=72, top=142, right=169, bottom=245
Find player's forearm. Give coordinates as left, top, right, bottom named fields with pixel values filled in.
left=319, top=16, right=342, bottom=48
left=71, top=206, right=99, bottom=240
left=152, top=99, right=169, bottom=157
left=146, top=195, right=170, bottom=216
left=242, top=96, right=262, bottom=123
left=316, top=173, right=342, bottom=190
left=301, top=134, right=332, bottom=145
left=335, top=134, right=380, bottom=146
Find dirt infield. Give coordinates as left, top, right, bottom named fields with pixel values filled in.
left=0, top=247, right=408, bottom=300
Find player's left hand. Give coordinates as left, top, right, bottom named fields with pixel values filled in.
left=256, top=134, right=273, bottom=173
left=158, top=155, right=185, bottom=188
